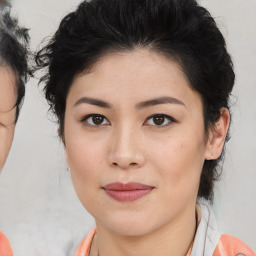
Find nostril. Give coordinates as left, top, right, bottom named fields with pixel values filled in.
left=111, top=162, right=137, bottom=167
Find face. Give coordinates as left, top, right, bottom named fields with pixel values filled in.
left=64, top=49, right=216, bottom=236
left=0, top=67, right=16, bottom=170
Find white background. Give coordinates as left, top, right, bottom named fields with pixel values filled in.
left=0, top=0, right=255, bottom=255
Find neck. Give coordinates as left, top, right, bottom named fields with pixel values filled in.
left=93, top=203, right=198, bottom=256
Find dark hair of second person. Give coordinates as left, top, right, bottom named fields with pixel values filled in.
left=0, top=2, right=30, bottom=122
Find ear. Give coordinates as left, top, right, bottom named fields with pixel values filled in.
left=205, top=108, right=230, bottom=160
left=58, top=127, right=66, bottom=146
left=58, top=127, right=69, bottom=166
left=57, top=128, right=61, bottom=137
left=65, top=150, right=70, bottom=168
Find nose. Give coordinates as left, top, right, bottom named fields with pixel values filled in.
left=108, top=125, right=146, bottom=170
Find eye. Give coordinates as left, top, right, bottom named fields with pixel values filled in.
left=145, top=114, right=175, bottom=127
left=81, top=114, right=110, bottom=126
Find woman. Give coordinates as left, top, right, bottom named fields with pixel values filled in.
left=0, top=2, right=30, bottom=255
left=35, top=0, right=255, bottom=255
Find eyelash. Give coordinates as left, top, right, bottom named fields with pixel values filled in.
left=144, top=114, right=176, bottom=127
left=80, top=113, right=176, bottom=128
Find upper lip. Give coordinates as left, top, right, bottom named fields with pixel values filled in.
left=103, top=182, right=154, bottom=191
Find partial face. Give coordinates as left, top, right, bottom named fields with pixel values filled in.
left=64, top=49, right=213, bottom=236
left=0, top=67, right=16, bottom=170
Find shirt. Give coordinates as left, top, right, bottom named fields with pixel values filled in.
left=0, top=230, right=13, bottom=256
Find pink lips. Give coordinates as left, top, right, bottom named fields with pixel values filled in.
left=103, top=182, right=154, bottom=202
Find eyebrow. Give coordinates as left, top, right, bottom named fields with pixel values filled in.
left=74, top=97, right=112, bottom=108
left=135, top=96, right=185, bottom=110
left=74, top=96, right=185, bottom=109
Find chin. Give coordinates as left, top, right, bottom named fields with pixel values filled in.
left=110, top=224, right=152, bottom=237
left=98, top=212, right=157, bottom=237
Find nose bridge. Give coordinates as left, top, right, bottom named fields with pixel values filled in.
left=109, top=121, right=145, bottom=169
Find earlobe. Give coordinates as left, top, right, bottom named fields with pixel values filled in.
left=205, top=108, right=230, bottom=160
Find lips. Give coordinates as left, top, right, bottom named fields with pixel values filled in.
left=103, top=182, right=154, bottom=202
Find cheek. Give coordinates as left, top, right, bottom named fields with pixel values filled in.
left=66, top=139, right=98, bottom=207
left=66, top=137, right=103, bottom=178
left=65, top=118, right=101, bottom=168
left=65, top=133, right=111, bottom=216
left=64, top=127, right=108, bottom=198
left=150, top=136, right=205, bottom=196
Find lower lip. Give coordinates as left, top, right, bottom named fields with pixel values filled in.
left=104, top=188, right=153, bottom=202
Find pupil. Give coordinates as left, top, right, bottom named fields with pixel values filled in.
left=153, top=116, right=164, bottom=125
left=93, top=115, right=103, bottom=124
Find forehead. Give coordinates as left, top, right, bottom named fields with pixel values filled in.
left=68, top=49, right=202, bottom=109
left=0, top=66, right=16, bottom=112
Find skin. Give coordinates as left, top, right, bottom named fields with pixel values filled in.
left=64, top=49, right=230, bottom=256
left=0, top=67, right=16, bottom=170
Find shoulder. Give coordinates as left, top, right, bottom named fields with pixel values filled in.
left=0, top=230, right=13, bottom=256
left=213, top=234, right=256, bottom=256
left=74, top=228, right=96, bottom=256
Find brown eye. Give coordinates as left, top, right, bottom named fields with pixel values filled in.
left=82, top=114, right=110, bottom=126
left=145, top=114, right=175, bottom=127
left=153, top=116, right=165, bottom=125
left=92, top=115, right=104, bottom=125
